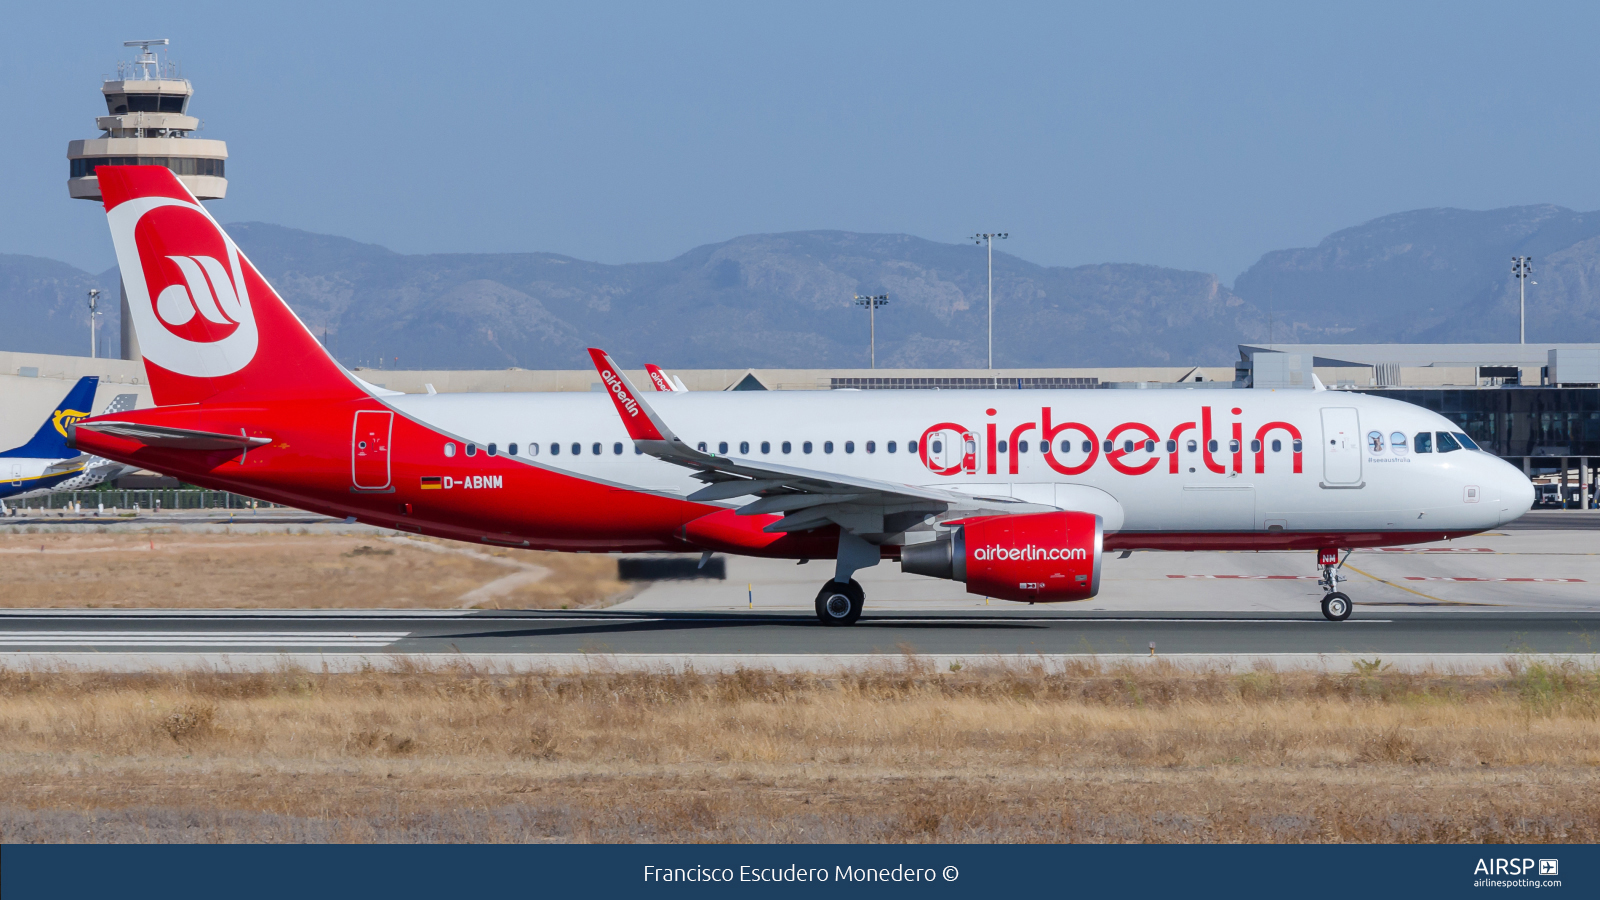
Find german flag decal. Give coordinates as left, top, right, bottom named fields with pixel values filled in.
left=420, top=476, right=443, bottom=490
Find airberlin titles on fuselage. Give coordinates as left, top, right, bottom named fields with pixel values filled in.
left=917, top=404, right=1303, bottom=477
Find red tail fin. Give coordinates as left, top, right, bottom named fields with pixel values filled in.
left=99, top=166, right=365, bottom=407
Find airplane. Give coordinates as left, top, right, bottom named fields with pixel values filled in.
left=0, top=377, right=140, bottom=509
left=69, top=166, right=1534, bottom=624
left=645, top=364, right=688, bottom=392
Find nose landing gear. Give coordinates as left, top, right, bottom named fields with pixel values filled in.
left=1317, top=547, right=1352, bottom=621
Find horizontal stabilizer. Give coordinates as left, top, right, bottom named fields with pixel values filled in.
left=74, top=421, right=272, bottom=451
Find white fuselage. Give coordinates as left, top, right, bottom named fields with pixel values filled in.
left=391, top=387, right=1533, bottom=537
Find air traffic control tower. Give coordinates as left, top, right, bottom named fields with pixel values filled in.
left=67, top=40, right=227, bottom=360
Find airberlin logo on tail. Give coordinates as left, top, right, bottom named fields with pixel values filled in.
left=154, top=255, right=245, bottom=334
left=106, top=196, right=259, bottom=378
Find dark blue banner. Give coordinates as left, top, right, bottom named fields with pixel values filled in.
left=3, top=844, right=1594, bottom=898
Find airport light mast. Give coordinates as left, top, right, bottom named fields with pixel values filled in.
left=854, top=294, right=888, bottom=369
left=67, top=40, right=228, bottom=361
left=87, top=289, right=101, bottom=359
left=972, top=232, right=1008, bottom=369
left=1512, top=256, right=1533, bottom=344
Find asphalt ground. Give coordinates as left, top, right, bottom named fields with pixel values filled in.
left=0, top=608, right=1594, bottom=656
left=3, top=510, right=1597, bottom=666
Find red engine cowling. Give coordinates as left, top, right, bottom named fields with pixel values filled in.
left=900, top=510, right=1103, bottom=603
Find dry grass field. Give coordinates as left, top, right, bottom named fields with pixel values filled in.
left=1, top=659, right=1596, bottom=843
left=0, top=531, right=628, bottom=609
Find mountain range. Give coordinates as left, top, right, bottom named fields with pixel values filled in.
left=3, top=204, right=1596, bottom=370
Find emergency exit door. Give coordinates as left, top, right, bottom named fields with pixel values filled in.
left=1320, top=407, right=1363, bottom=485
left=352, top=410, right=393, bottom=490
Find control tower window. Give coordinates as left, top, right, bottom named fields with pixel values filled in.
left=71, top=157, right=225, bottom=179
left=107, top=94, right=184, bottom=114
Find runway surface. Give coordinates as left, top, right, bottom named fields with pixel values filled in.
left=1, top=608, right=1595, bottom=655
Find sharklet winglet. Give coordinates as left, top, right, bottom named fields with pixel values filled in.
left=587, top=349, right=668, bottom=443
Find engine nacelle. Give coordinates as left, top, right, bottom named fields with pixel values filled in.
left=900, top=510, right=1103, bottom=602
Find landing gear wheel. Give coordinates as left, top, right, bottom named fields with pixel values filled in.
left=815, top=579, right=865, bottom=626
left=1321, top=592, right=1352, bottom=622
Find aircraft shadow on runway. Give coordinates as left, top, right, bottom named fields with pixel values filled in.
left=430, top=611, right=1046, bottom=642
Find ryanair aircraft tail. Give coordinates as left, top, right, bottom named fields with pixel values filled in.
left=0, top=376, right=99, bottom=459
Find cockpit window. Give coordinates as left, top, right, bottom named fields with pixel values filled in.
left=1414, top=432, right=1432, bottom=453
left=1453, top=432, right=1480, bottom=450
left=1436, top=432, right=1462, bottom=453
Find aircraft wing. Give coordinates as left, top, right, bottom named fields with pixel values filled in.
left=73, top=421, right=272, bottom=451
left=588, top=348, right=1044, bottom=535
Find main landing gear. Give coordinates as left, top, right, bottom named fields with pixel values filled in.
left=815, top=579, right=865, bottom=626
left=1317, top=547, right=1352, bottom=621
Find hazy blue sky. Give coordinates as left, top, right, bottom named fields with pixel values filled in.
left=8, top=2, right=1600, bottom=282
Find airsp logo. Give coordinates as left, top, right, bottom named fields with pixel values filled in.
left=106, top=196, right=259, bottom=378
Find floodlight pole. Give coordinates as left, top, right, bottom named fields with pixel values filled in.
left=854, top=294, right=889, bottom=368
left=87, top=289, right=101, bottom=359
left=972, top=233, right=1008, bottom=369
left=1512, top=256, right=1533, bottom=343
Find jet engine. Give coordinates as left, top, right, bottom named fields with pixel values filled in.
left=900, top=510, right=1103, bottom=602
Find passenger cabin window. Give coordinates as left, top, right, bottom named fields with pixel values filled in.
left=1145, top=440, right=1156, bottom=452
left=1122, top=440, right=1133, bottom=453
left=1103, top=440, right=1113, bottom=453
left=762, top=441, right=772, bottom=454
left=885, top=441, right=896, bottom=453
left=528, top=443, right=540, bottom=456
left=1390, top=433, right=1407, bottom=451
left=845, top=441, right=855, bottom=453
left=444, top=442, right=456, bottom=457
left=1228, top=439, right=1240, bottom=453
left=1436, top=432, right=1462, bottom=453
left=550, top=442, right=561, bottom=456
left=909, top=440, right=919, bottom=454
left=466, top=443, right=478, bottom=457
left=591, top=442, right=602, bottom=455
left=697, top=442, right=707, bottom=452
left=1187, top=440, right=1198, bottom=453
left=1293, top=439, right=1303, bottom=452
left=931, top=440, right=943, bottom=454
left=1019, top=440, right=1030, bottom=453
left=508, top=443, right=518, bottom=456
left=1166, top=440, right=1177, bottom=453
left=823, top=441, right=833, bottom=454
left=571, top=442, right=581, bottom=455
left=781, top=441, right=792, bottom=454
left=998, top=441, right=1008, bottom=454
left=1207, top=440, right=1218, bottom=453
left=1414, top=433, right=1432, bottom=453
left=487, top=443, right=498, bottom=456
left=614, top=442, right=624, bottom=455
left=718, top=441, right=728, bottom=454
left=1271, top=439, right=1281, bottom=452
left=740, top=441, right=750, bottom=454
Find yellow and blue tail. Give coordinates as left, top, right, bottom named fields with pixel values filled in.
left=0, top=376, right=98, bottom=459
